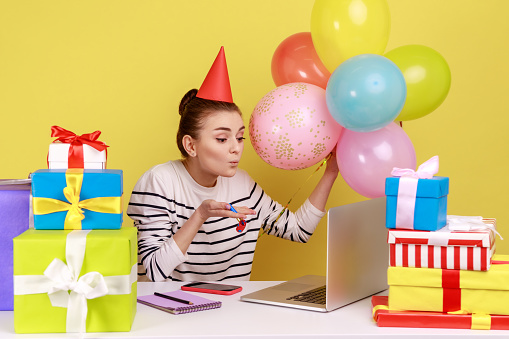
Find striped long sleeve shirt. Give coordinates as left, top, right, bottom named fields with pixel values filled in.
left=126, top=160, right=325, bottom=282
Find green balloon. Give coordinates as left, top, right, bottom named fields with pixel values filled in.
left=385, top=45, right=451, bottom=121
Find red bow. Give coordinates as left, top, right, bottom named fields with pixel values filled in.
left=50, top=125, right=109, bottom=168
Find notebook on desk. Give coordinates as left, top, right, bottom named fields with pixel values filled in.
left=240, top=197, right=388, bottom=312
left=138, top=290, right=221, bottom=315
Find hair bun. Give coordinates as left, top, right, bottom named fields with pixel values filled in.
left=179, top=89, right=198, bottom=115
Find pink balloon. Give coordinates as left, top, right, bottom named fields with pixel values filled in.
left=336, top=122, right=416, bottom=198
left=249, top=83, right=342, bottom=170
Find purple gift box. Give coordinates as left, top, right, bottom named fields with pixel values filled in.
left=0, top=179, right=31, bottom=311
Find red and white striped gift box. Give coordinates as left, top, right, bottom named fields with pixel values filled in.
left=388, top=218, right=496, bottom=271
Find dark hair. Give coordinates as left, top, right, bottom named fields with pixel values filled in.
left=176, top=89, right=242, bottom=158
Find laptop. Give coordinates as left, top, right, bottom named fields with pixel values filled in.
left=240, top=197, right=388, bottom=312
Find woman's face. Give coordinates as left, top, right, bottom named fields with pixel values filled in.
left=192, top=110, right=245, bottom=182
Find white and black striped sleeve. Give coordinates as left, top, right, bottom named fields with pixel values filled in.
left=253, top=181, right=326, bottom=243
left=127, top=170, right=187, bottom=282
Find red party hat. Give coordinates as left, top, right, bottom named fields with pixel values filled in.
left=196, top=46, right=233, bottom=103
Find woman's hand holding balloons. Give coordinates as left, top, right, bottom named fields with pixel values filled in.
left=324, top=147, right=339, bottom=178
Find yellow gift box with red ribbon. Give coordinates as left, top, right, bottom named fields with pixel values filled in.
left=32, top=169, right=123, bottom=230
left=388, top=254, right=509, bottom=315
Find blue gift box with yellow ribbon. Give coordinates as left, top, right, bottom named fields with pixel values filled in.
left=31, top=169, right=123, bottom=230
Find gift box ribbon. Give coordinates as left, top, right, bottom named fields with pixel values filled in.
left=51, top=125, right=109, bottom=168
left=441, top=260, right=509, bottom=315
left=32, top=169, right=122, bottom=229
left=471, top=313, right=491, bottom=330
left=373, top=304, right=492, bottom=330
left=14, top=230, right=136, bottom=333
left=448, top=310, right=492, bottom=330
left=391, top=155, right=439, bottom=229
left=447, top=215, right=503, bottom=240
left=372, top=304, right=388, bottom=321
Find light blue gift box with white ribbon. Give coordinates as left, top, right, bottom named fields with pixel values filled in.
left=385, top=175, right=449, bottom=231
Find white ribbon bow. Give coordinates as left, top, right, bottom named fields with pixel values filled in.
left=391, top=155, right=439, bottom=179
left=44, top=258, right=108, bottom=333
left=447, top=215, right=503, bottom=239
left=391, top=156, right=439, bottom=229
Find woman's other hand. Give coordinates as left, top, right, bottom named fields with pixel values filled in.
left=196, top=200, right=255, bottom=223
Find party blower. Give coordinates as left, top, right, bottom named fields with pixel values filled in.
left=229, top=204, right=246, bottom=233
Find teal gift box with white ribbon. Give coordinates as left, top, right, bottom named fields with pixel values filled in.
left=13, top=227, right=137, bottom=333
left=385, top=156, right=449, bottom=231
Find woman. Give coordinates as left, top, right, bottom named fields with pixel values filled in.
left=127, top=48, right=338, bottom=282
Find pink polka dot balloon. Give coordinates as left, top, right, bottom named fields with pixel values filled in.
left=249, top=83, right=342, bottom=170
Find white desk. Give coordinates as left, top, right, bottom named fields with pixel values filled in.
left=1, top=281, right=507, bottom=338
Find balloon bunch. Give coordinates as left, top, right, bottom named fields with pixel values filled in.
left=249, top=0, right=451, bottom=198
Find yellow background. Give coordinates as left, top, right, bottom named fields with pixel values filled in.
left=1, top=1, right=508, bottom=281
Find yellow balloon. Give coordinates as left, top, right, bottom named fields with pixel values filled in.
left=385, top=45, right=451, bottom=121
left=311, top=0, right=391, bottom=73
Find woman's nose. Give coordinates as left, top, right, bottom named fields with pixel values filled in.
left=230, top=140, right=241, bottom=153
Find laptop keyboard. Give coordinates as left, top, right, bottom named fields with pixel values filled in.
left=286, top=285, right=326, bottom=305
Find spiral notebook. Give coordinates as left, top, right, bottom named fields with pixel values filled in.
left=137, top=290, right=222, bottom=315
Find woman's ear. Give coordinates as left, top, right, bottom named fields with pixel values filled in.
left=182, top=135, right=196, bottom=157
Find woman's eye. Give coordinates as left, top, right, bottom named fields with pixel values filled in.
left=216, top=138, right=227, bottom=143
left=237, top=137, right=246, bottom=142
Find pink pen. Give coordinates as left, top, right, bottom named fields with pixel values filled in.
left=229, top=204, right=246, bottom=233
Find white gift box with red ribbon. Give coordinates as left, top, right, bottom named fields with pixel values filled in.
left=47, top=126, right=108, bottom=169
left=388, top=217, right=498, bottom=271
left=48, top=143, right=106, bottom=169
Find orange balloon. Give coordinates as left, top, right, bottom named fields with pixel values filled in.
left=271, top=32, right=331, bottom=89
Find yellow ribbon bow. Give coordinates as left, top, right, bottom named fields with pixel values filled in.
left=33, top=169, right=122, bottom=229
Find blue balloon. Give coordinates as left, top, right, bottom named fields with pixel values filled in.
left=326, top=54, right=406, bottom=132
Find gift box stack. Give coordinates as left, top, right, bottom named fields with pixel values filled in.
left=11, top=126, right=137, bottom=334
left=373, top=156, right=508, bottom=330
